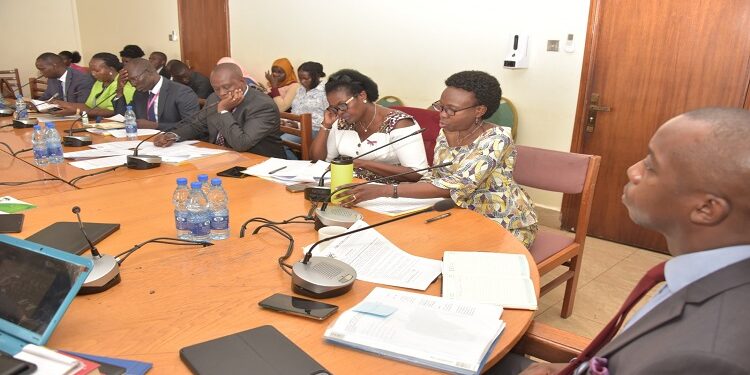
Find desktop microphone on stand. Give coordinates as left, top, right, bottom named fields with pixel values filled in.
left=72, top=206, right=122, bottom=294
left=292, top=198, right=456, bottom=298
left=62, top=91, right=117, bottom=147
left=1, top=75, right=43, bottom=116
left=11, top=92, right=55, bottom=128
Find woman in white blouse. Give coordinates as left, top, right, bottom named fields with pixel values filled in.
left=310, top=69, right=428, bottom=183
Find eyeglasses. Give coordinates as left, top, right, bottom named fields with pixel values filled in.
left=431, top=101, right=480, bottom=117
left=128, top=70, right=147, bottom=83
left=327, top=96, right=355, bottom=115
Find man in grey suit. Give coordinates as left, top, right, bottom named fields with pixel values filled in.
left=495, top=108, right=750, bottom=375
left=113, top=58, right=199, bottom=132
left=152, top=63, right=284, bottom=158
left=36, top=52, right=94, bottom=104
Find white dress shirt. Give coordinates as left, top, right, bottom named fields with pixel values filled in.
left=149, top=77, right=164, bottom=122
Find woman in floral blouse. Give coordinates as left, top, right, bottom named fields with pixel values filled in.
left=339, top=71, right=538, bottom=248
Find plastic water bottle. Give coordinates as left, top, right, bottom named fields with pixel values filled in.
left=44, top=122, right=64, bottom=164
left=14, top=94, right=28, bottom=120
left=187, top=181, right=211, bottom=241
left=31, top=125, right=48, bottom=166
left=81, top=111, right=89, bottom=126
left=197, top=174, right=210, bottom=196
left=208, top=178, right=230, bottom=240
left=124, top=105, right=137, bottom=140
left=172, top=178, right=191, bottom=240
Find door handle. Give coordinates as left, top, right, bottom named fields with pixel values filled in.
left=586, top=94, right=611, bottom=133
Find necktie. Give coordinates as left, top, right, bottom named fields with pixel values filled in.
left=215, top=132, right=226, bottom=147
left=147, top=92, right=158, bottom=122
left=59, top=79, right=66, bottom=102
left=560, top=261, right=666, bottom=375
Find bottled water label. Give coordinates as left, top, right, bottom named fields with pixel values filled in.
left=175, top=213, right=190, bottom=230
left=191, top=219, right=211, bottom=236
left=211, top=215, right=229, bottom=230
left=33, top=147, right=47, bottom=160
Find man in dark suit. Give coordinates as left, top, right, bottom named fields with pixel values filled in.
left=113, top=58, right=199, bottom=132
left=35, top=52, right=93, bottom=104
left=152, top=63, right=284, bottom=158
left=495, top=108, right=750, bottom=375
left=168, top=60, right=214, bottom=99
left=149, top=51, right=170, bottom=79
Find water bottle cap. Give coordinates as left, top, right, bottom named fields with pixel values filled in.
left=176, top=177, right=188, bottom=185
left=197, top=174, right=208, bottom=182
left=45, top=122, right=55, bottom=128
left=190, top=181, right=202, bottom=189
left=33, top=124, right=41, bottom=130
left=211, top=178, right=222, bottom=186
left=126, top=105, right=133, bottom=110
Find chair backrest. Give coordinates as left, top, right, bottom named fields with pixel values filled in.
left=486, top=97, right=518, bottom=139
left=513, top=145, right=601, bottom=242
left=0, top=69, right=22, bottom=98
left=392, top=106, right=440, bottom=166
left=376, top=95, right=404, bottom=108
left=280, top=112, right=313, bottom=160
left=29, top=77, right=48, bottom=100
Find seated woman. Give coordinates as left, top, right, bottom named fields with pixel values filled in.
left=338, top=71, right=538, bottom=248
left=284, top=61, right=329, bottom=159
left=53, top=53, right=136, bottom=118
left=217, top=57, right=260, bottom=87
left=59, top=51, right=87, bottom=73
left=310, top=69, right=428, bottom=182
left=265, top=58, right=300, bottom=112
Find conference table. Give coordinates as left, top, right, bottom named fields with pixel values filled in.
left=3, top=117, right=539, bottom=374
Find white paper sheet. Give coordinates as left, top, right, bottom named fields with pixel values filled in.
left=106, top=129, right=161, bottom=138
left=242, top=158, right=330, bottom=184
left=31, top=99, right=60, bottom=112
left=309, top=220, right=442, bottom=290
left=69, top=155, right=127, bottom=170
left=357, top=197, right=445, bottom=216
left=105, top=114, right=125, bottom=122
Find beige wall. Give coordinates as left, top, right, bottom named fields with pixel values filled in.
left=76, top=0, right=181, bottom=63
left=229, top=0, right=590, bottom=209
left=0, top=0, right=81, bottom=92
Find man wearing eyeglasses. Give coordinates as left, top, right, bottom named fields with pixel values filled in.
left=113, top=58, right=199, bottom=131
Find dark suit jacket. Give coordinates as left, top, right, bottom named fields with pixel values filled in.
left=113, top=78, right=199, bottom=132
left=40, top=67, right=94, bottom=103
left=598, top=257, right=750, bottom=374
left=189, top=71, right=214, bottom=99
left=171, top=87, right=285, bottom=158
left=158, top=66, right=170, bottom=79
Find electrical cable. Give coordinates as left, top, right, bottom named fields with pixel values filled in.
left=239, top=214, right=313, bottom=238
left=0, top=178, right=64, bottom=186
left=0, top=141, right=13, bottom=154
left=12, top=148, right=32, bottom=156
left=115, top=237, right=213, bottom=265
left=69, top=164, right=126, bottom=186
left=250, top=224, right=295, bottom=276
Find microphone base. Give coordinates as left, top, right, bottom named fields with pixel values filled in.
left=0, top=108, right=13, bottom=116
left=12, top=118, right=38, bottom=128
left=127, top=155, right=162, bottom=170
left=79, top=254, right=121, bottom=295
left=304, top=185, right=331, bottom=202
left=291, top=257, right=356, bottom=299
left=63, top=135, right=92, bottom=147
left=314, top=206, right=363, bottom=230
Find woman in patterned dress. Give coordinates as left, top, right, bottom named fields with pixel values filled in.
left=339, top=71, right=538, bottom=248
left=310, top=69, right=429, bottom=183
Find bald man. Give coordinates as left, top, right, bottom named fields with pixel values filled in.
left=494, top=108, right=750, bottom=375
left=153, top=63, right=284, bottom=157
left=35, top=52, right=93, bottom=103
left=112, top=58, right=199, bottom=131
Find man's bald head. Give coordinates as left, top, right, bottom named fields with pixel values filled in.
left=212, top=63, right=243, bottom=80
left=125, top=58, right=159, bottom=91
left=210, top=63, right=246, bottom=98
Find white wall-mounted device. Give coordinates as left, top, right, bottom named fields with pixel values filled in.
left=503, top=34, right=529, bottom=69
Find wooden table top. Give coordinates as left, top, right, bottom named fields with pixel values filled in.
left=13, top=164, right=539, bottom=374
left=0, top=151, right=76, bottom=198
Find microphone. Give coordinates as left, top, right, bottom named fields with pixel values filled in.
left=126, top=101, right=219, bottom=170
left=305, top=127, right=427, bottom=200
left=62, top=91, right=118, bottom=147
left=291, top=198, right=456, bottom=299
left=2, top=75, right=47, bottom=117
left=71, top=206, right=122, bottom=294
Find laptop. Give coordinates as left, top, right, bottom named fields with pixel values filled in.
left=0, top=234, right=93, bottom=355
left=26, top=222, right=120, bottom=255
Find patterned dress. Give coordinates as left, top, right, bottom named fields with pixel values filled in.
left=431, top=126, right=538, bottom=248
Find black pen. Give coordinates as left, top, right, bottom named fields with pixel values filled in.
left=268, top=166, right=287, bottom=175
left=425, top=212, right=451, bottom=223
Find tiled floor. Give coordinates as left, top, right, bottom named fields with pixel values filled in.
left=533, top=226, right=671, bottom=339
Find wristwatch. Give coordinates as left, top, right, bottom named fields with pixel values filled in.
left=391, top=184, right=398, bottom=198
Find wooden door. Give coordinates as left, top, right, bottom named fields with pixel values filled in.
left=178, top=0, right=230, bottom=77
left=562, top=0, right=750, bottom=253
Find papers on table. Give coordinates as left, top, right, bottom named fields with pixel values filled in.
left=324, top=287, right=505, bottom=375
left=87, top=121, right=125, bottom=130
left=106, top=129, right=161, bottom=138
left=14, top=344, right=83, bottom=375
left=309, top=220, right=442, bottom=290
left=105, top=114, right=125, bottom=122
left=357, top=197, right=445, bottom=216
left=36, top=114, right=80, bottom=123
left=31, top=99, right=60, bottom=112
left=63, top=140, right=227, bottom=170
left=242, top=157, right=330, bottom=184
left=442, top=251, right=537, bottom=310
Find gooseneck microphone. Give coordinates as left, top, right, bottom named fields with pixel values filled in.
left=292, top=198, right=456, bottom=298
left=126, top=101, right=220, bottom=170
left=72, top=206, right=122, bottom=294
left=62, top=91, right=118, bottom=147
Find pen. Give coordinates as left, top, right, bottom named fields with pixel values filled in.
left=425, top=212, right=451, bottom=223
left=268, top=166, right=287, bottom=175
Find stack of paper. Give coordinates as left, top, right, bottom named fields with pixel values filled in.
left=442, top=251, right=537, bottom=310
left=357, top=196, right=445, bottom=216
left=14, top=344, right=83, bottom=374
left=31, top=99, right=60, bottom=112
left=62, top=140, right=229, bottom=170
left=324, top=287, right=505, bottom=375
left=242, top=158, right=330, bottom=185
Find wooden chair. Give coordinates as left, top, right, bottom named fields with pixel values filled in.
left=392, top=106, right=440, bottom=166
left=512, top=321, right=589, bottom=363
left=513, top=146, right=601, bottom=318
left=0, top=69, right=22, bottom=98
left=279, top=112, right=313, bottom=160
left=487, top=96, right=518, bottom=140
left=29, top=76, right=48, bottom=100
left=376, top=95, right=404, bottom=108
